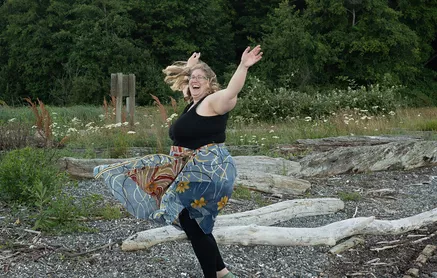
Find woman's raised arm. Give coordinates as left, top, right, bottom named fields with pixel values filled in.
left=209, top=45, right=263, bottom=114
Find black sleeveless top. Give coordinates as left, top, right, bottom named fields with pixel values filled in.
left=169, top=97, right=229, bottom=150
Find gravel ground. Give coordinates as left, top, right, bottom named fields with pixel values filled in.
left=1, top=165, right=437, bottom=278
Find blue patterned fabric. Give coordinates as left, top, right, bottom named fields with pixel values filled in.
left=94, top=143, right=237, bottom=234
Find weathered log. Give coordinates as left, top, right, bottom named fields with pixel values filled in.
left=121, top=198, right=344, bottom=251
left=58, top=157, right=126, bottom=179
left=122, top=217, right=374, bottom=251
left=217, top=198, right=344, bottom=227
left=236, top=172, right=310, bottom=195
left=362, top=207, right=437, bottom=235
left=58, top=156, right=310, bottom=195
left=122, top=208, right=437, bottom=251
left=296, top=140, right=437, bottom=178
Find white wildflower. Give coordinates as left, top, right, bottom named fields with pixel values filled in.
left=67, top=127, right=78, bottom=134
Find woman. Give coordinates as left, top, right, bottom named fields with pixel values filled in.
left=94, top=45, right=262, bottom=278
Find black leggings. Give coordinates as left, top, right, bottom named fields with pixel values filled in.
left=179, top=209, right=226, bottom=278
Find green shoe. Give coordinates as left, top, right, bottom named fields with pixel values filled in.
left=222, top=272, right=238, bottom=278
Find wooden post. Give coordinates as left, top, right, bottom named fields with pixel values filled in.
left=128, top=74, right=136, bottom=129
left=110, top=73, right=135, bottom=126
left=116, top=73, right=123, bottom=124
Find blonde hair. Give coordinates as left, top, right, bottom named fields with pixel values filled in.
left=162, top=61, right=220, bottom=102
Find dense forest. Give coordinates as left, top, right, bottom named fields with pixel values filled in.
left=0, top=0, right=436, bottom=106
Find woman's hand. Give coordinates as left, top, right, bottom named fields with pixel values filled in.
left=187, top=52, right=201, bottom=67
left=241, top=45, right=263, bottom=68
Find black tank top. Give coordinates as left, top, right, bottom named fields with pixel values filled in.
left=169, top=97, right=228, bottom=150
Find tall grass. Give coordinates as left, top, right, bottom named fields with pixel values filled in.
left=2, top=101, right=437, bottom=157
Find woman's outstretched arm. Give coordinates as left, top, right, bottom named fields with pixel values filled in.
left=209, top=45, right=263, bottom=114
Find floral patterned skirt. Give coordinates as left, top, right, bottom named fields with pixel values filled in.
left=93, top=143, right=237, bottom=234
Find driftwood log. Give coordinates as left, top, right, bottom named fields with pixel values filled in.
left=58, top=156, right=310, bottom=195
left=122, top=207, right=437, bottom=251
left=122, top=198, right=344, bottom=251
left=215, top=198, right=344, bottom=226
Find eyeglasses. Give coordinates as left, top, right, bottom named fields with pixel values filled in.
left=189, top=75, right=208, bottom=82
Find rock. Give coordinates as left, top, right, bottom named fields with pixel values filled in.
left=296, top=140, right=437, bottom=178
left=271, top=193, right=283, bottom=199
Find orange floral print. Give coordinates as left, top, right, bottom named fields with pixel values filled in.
left=217, top=196, right=229, bottom=210
left=191, top=197, right=207, bottom=208
left=175, top=181, right=190, bottom=193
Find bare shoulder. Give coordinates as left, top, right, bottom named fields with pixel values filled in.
left=196, top=94, right=220, bottom=116
left=206, top=90, right=236, bottom=115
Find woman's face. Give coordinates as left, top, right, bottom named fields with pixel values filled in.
left=189, top=69, right=209, bottom=101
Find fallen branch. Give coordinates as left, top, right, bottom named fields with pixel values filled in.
left=329, top=236, right=364, bottom=254
left=63, top=240, right=120, bottom=258
left=370, top=244, right=400, bottom=252
left=412, top=230, right=437, bottom=244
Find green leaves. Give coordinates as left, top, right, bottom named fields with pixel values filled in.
left=256, top=0, right=427, bottom=89
left=0, top=0, right=435, bottom=105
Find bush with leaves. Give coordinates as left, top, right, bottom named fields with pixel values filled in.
left=0, top=147, right=123, bottom=233
left=0, top=147, right=69, bottom=205
left=231, top=76, right=403, bottom=123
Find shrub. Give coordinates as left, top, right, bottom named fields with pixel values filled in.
left=338, top=191, right=362, bottom=202
left=231, top=76, right=403, bottom=123
left=0, top=122, right=33, bottom=150
left=0, top=147, right=69, bottom=205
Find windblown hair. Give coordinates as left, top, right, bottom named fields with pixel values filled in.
left=162, top=61, right=220, bottom=102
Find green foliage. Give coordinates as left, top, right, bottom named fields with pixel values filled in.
left=397, top=70, right=437, bottom=107
left=255, top=1, right=320, bottom=87
left=232, top=185, right=270, bottom=206
left=0, top=147, right=122, bottom=233
left=396, top=0, right=437, bottom=61
left=256, top=0, right=427, bottom=90
left=415, top=120, right=437, bottom=132
left=0, top=147, right=68, bottom=205
left=0, top=0, right=436, bottom=105
left=338, top=191, right=361, bottom=202
left=232, top=76, right=403, bottom=123
left=232, top=185, right=252, bottom=200
left=109, top=131, right=130, bottom=158
left=227, top=0, right=282, bottom=57
left=129, top=0, right=235, bottom=77
left=0, top=121, right=33, bottom=150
